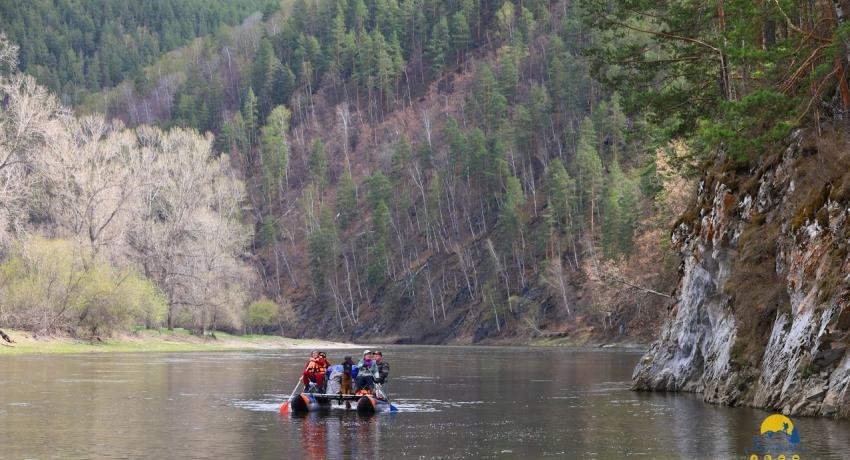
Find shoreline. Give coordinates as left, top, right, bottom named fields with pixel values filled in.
left=0, top=328, right=650, bottom=356
left=0, top=328, right=356, bottom=355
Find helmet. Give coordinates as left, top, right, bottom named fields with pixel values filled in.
left=362, top=349, right=371, bottom=356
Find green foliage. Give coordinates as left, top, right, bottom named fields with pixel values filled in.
left=260, top=105, right=291, bottom=202
left=1, top=0, right=273, bottom=100
left=574, top=117, right=603, bottom=214
left=497, top=175, right=524, bottom=255
left=257, top=215, right=278, bottom=248
left=0, top=237, right=166, bottom=337
left=246, top=298, right=279, bottom=332
left=450, top=11, right=471, bottom=57
left=580, top=0, right=833, bottom=165
left=309, top=138, right=329, bottom=190
left=602, top=157, right=638, bottom=259
left=426, top=17, right=450, bottom=74
left=308, top=209, right=338, bottom=295
left=417, top=141, right=433, bottom=170
left=367, top=171, right=392, bottom=210
left=469, top=64, right=508, bottom=132
left=367, top=200, right=391, bottom=287
left=336, top=173, right=357, bottom=229
left=546, top=159, right=577, bottom=233
left=243, top=87, right=260, bottom=149
left=252, top=38, right=280, bottom=117
left=391, top=136, right=411, bottom=185
left=696, top=90, right=794, bottom=165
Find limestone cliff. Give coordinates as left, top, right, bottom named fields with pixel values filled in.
left=633, top=129, right=850, bottom=418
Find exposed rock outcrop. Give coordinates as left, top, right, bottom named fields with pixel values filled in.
left=633, top=130, right=850, bottom=419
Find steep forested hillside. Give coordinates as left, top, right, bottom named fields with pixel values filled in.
left=88, top=0, right=682, bottom=343
left=0, top=0, right=274, bottom=104
left=1, top=0, right=689, bottom=344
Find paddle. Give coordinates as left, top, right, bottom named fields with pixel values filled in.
left=375, top=382, right=398, bottom=412
left=279, top=379, right=302, bottom=414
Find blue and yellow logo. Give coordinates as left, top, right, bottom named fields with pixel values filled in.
left=749, top=414, right=802, bottom=459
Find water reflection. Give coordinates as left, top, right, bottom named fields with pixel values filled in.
left=288, top=412, right=384, bottom=459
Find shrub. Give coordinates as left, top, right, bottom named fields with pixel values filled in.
left=0, top=237, right=166, bottom=337
left=245, top=298, right=279, bottom=333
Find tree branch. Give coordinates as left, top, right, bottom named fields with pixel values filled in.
left=607, top=275, right=672, bottom=299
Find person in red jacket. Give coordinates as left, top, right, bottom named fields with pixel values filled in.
left=302, top=350, right=329, bottom=391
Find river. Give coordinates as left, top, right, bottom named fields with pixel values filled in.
left=1, top=346, right=848, bottom=458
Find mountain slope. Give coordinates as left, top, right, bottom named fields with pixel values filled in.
left=95, top=0, right=679, bottom=344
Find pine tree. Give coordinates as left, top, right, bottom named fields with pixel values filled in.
left=391, top=136, right=411, bottom=185
left=368, top=200, right=391, bottom=287
left=574, top=117, right=603, bottom=233
left=260, top=105, right=291, bottom=203
left=272, top=64, right=296, bottom=106
left=336, top=172, right=357, bottom=229
left=243, top=87, right=259, bottom=150
left=367, top=171, right=392, bottom=210
left=450, top=11, right=470, bottom=62
left=426, top=17, right=449, bottom=78
left=417, top=141, right=433, bottom=171
left=497, top=175, right=524, bottom=256
left=308, top=208, right=338, bottom=296
left=309, top=138, right=328, bottom=191
left=351, top=0, right=368, bottom=30
left=471, top=64, right=507, bottom=132
left=251, top=38, right=278, bottom=117
left=545, top=159, right=577, bottom=233
left=443, top=117, right=466, bottom=178
left=602, top=157, right=625, bottom=259
left=330, top=4, right=347, bottom=70
left=258, top=215, right=277, bottom=248
left=498, top=48, right=519, bottom=101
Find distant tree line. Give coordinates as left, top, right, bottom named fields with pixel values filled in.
left=0, top=0, right=274, bottom=104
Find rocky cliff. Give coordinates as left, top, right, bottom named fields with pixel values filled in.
left=633, top=129, right=850, bottom=419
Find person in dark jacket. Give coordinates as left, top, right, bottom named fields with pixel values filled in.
left=374, top=351, right=390, bottom=387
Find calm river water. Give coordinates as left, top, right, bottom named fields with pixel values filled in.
left=1, top=346, right=849, bottom=459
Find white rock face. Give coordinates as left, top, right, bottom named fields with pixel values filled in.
left=633, top=134, right=850, bottom=419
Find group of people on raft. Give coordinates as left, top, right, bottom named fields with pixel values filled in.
left=301, top=349, right=389, bottom=398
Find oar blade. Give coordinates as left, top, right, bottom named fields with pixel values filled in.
left=279, top=402, right=289, bottom=414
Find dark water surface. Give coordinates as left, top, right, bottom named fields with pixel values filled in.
left=1, top=346, right=849, bottom=459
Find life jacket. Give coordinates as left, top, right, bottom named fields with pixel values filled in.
left=305, top=357, right=328, bottom=373
left=316, top=357, right=329, bottom=373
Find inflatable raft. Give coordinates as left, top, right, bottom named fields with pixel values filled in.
left=355, top=395, right=395, bottom=413
left=285, top=392, right=330, bottom=413
left=281, top=392, right=396, bottom=414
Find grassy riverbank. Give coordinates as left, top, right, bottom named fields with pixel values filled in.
left=0, top=328, right=354, bottom=355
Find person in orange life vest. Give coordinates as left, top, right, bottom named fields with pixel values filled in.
left=302, top=350, right=329, bottom=389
